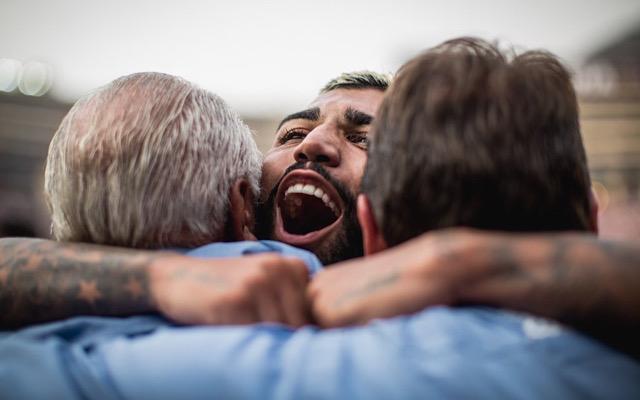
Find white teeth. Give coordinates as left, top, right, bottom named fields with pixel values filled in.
left=328, top=201, right=337, bottom=215
left=302, top=184, right=315, bottom=195
left=284, top=182, right=340, bottom=216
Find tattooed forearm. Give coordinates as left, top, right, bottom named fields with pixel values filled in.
left=0, top=238, right=160, bottom=329
left=335, top=270, right=400, bottom=308
left=459, top=233, right=640, bottom=357
left=559, top=238, right=640, bottom=356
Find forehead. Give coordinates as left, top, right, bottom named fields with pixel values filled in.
left=308, top=88, right=385, bottom=118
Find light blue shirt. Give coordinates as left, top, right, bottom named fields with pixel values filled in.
left=1, top=240, right=638, bottom=399
left=185, top=240, right=323, bottom=275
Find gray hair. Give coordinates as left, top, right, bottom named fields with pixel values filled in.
left=320, top=70, right=392, bottom=93
left=45, top=72, right=262, bottom=248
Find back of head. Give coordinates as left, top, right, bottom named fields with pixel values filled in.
left=362, top=38, right=592, bottom=246
left=45, top=72, right=261, bottom=248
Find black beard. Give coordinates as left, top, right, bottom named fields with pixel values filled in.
left=255, top=161, right=363, bottom=265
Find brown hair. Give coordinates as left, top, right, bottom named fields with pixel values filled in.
left=362, top=38, right=592, bottom=246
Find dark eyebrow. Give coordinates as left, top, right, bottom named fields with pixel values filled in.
left=344, top=107, right=373, bottom=126
left=277, top=107, right=321, bottom=130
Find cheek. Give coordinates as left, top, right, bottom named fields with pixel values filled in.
left=345, top=149, right=368, bottom=192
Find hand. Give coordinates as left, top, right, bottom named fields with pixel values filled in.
left=149, top=253, right=311, bottom=327
left=308, top=229, right=476, bottom=328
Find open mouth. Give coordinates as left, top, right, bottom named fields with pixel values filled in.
left=274, top=170, right=344, bottom=247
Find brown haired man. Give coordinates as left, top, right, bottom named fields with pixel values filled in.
left=311, top=38, right=638, bottom=358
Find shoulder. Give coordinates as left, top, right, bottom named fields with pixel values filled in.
left=186, top=240, right=323, bottom=274
left=386, top=306, right=640, bottom=398
left=259, top=241, right=323, bottom=273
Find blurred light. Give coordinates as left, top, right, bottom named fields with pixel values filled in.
left=18, top=61, right=52, bottom=96
left=592, top=181, right=610, bottom=213
left=0, top=58, right=22, bottom=92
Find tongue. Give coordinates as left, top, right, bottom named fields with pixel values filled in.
left=281, top=193, right=338, bottom=235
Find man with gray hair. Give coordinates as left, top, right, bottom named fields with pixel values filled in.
left=46, top=72, right=261, bottom=248
left=36, top=71, right=317, bottom=327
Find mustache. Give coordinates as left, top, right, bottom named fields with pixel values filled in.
left=259, top=161, right=356, bottom=208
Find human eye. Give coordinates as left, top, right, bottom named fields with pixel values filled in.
left=277, top=128, right=308, bottom=145
left=346, top=132, right=369, bottom=149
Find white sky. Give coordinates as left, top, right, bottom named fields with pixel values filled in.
left=2, top=0, right=640, bottom=117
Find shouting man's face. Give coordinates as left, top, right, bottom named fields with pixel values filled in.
left=257, top=88, right=384, bottom=264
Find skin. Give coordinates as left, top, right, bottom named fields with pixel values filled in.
left=0, top=238, right=310, bottom=328
left=262, top=88, right=384, bottom=197
left=259, top=88, right=384, bottom=262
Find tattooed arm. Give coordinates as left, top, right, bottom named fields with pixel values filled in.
left=455, top=232, right=640, bottom=357
left=0, top=238, right=157, bottom=328
left=309, top=230, right=640, bottom=356
left=0, top=238, right=310, bottom=329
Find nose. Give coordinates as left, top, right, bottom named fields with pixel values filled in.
left=294, top=126, right=340, bottom=167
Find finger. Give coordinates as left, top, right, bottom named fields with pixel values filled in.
left=207, top=292, right=259, bottom=325
left=276, top=269, right=311, bottom=327
left=281, top=257, right=311, bottom=286
left=272, top=258, right=312, bottom=326
left=252, top=284, right=287, bottom=324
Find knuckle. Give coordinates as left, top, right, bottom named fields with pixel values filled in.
left=291, top=261, right=309, bottom=277
left=243, top=267, right=271, bottom=287
left=241, top=275, right=262, bottom=293
left=259, top=253, right=284, bottom=267
left=254, top=259, right=281, bottom=278
left=224, top=288, right=253, bottom=309
left=307, top=281, right=320, bottom=299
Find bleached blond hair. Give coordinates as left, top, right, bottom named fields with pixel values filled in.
left=320, top=70, right=392, bottom=93
left=45, top=72, right=261, bottom=248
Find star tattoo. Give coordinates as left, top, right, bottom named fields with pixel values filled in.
left=78, top=280, right=102, bottom=306
left=125, top=277, right=144, bottom=299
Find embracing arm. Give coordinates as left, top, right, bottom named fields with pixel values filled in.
left=309, top=230, right=640, bottom=357
left=0, top=237, right=158, bottom=328
left=455, top=232, right=640, bottom=357
left=0, top=237, right=310, bottom=329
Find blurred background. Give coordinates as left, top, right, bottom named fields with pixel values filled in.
left=1, top=0, right=639, bottom=240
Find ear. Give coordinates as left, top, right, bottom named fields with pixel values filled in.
left=357, top=194, right=388, bottom=255
left=589, top=188, right=599, bottom=234
left=228, top=178, right=257, bottom=241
